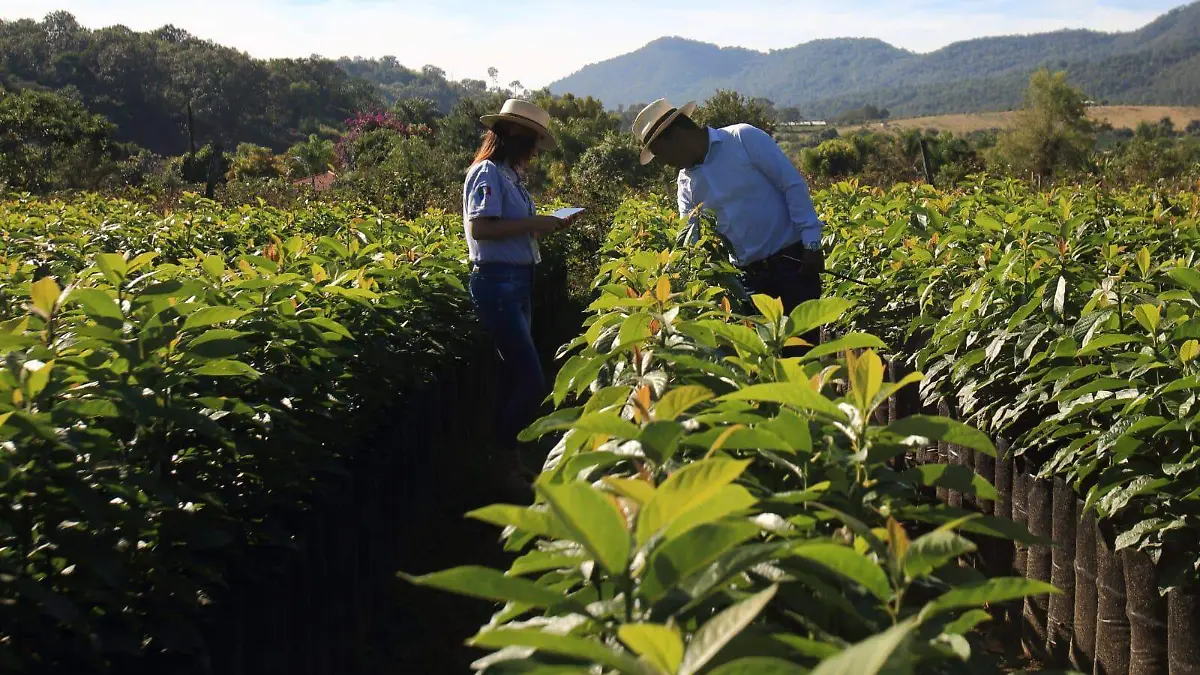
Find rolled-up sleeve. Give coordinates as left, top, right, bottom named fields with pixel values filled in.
left=465, top=162, right=503, bottom=220
left=677, top=173, right=701, bottom=245
left=738, top=125, right=823, bottom=247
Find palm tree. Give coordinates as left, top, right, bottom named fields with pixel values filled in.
left=288, top=134, right=335, bottom=188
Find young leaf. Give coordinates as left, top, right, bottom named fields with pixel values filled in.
left=538, top=482, right=631, bottom=576
left=678, top=584, right=778, bottom=675
left=847, top=349, right=884, bottom=413
left=30, top=276, right=61, bottom=319
left=96, top=253, right=128, bottom=286
left=618, top=623, right=684, bottom=675
left=788, top=298, right=852, bottom=337
left=636, top=458, right=752, bottom=546
left=1132, top=303, right=1161, bottom=333
left=399, top=566, right=571, bottom=610
left=467, top=504, right=573, bottom=541
left=655, top=385, right=715, bottom=421
left=640, top=521, right=761, bottom=602
left=752, top=294, right=785, bottom=326
left=717, top=383, right=847, bottom=422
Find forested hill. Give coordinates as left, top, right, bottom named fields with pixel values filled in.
left=549, top=1, right=1200, bottom=117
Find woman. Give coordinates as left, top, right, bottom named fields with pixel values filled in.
left=463, top=99, right=573, bottom=487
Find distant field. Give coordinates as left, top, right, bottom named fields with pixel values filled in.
left=786, top=106, right=1200, bottom=137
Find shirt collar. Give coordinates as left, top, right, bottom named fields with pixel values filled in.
left=693, top=127, right=723, bottom=168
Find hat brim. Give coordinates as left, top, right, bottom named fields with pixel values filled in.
left=480, top=113, right=558, bottom=151
left=639, top=101, right=697, bottom=165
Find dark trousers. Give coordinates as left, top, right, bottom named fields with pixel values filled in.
left=469, top=263, right=545, bottom=449
left=743, top=243, right=823, bottom=356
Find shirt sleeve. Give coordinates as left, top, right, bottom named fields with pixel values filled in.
left=737, top=125, right=824, bottom=247
left=464, top=161, right=503, bottom=220
left=677, top=173, right=701, bottom=246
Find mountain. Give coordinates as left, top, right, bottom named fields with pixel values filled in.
left=549, top=1, right=1200, bottom=117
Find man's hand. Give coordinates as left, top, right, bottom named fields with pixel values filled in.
left=798, top=248, right=825, bottom=276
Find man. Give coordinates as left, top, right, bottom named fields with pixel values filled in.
left=632, top=99, right=825, bottom=346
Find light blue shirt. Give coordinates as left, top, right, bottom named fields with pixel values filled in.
left=678, top=124, right=824, bottom=265
left=463, top=160, right=540, bottom=265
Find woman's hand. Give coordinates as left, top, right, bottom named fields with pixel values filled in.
left=530, top=215, right=566, bottom=235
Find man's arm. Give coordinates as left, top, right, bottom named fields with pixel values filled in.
left=737, top=125, right=823, bottom=247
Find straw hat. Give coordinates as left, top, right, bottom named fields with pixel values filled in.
left=480, top=99, right=558, bottom=150
left=632, top=98, right=697, bottom=165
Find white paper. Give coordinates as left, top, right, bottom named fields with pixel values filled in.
left=551, top=207, right=584, bottom=219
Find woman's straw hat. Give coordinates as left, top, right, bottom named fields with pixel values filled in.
left=481, top=99, right=558, bottom=150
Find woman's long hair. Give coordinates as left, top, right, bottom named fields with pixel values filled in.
left=472, top=121, right=539, bottom=168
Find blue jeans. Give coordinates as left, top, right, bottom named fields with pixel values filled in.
left=469, top=263, right=545, bottom=449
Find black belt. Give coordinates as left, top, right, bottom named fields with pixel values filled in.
left=744, top=241, right=807, bottom=273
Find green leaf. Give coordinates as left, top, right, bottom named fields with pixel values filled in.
left=803, top=333, right=887, bottom=361
left=752, top=294, right=785, bottom=326
left=921, top=578, right=1059, bottom=619
left=1133, top=303, right=1161, bottom=333
left=305, top=316, right=353, bottom=339
left=191, top=359, right=261, bottom=378
left=70, top=288, right=122, bottom=323
left=508, top=550, right=583, bottom=576
left=1077, top=334, right=1139, bottom=356
left=788, top=298, right=852, bottom=337
left=399, top=566, right=572, bottom=610
left=619, top=312, right=654, bottom=348
left=618, top=624, right=684, bottom=675
left=538, top=482, right=631, bottom=575
left=718, top=383, right=847, bottom=422
left=663, top=485, right=758, bottom=541
left=708, top=658, right=807, bottom=675
left=30, top=276, right=61, bottom=318
left=637, top=458, right=752, bottom=546
left=678, top=584, right=778, bottom=675
left=96, top=253, right=127, bottom=285
left=24, top=359, right=54, bottom=398
left=848, top=350, right=885, bottom=413
left=640, top=521, right=761, bottom=602
left=519, top=408, right=583, bottom=442
left=572, top=412, right=641, bottom=440
left=809, top=618, right=916, bottom=675
left=185, top=329, right=252, bottom=359
left=470, top=629, right=648, bottom=674
left=903, top=530, right=977, bottom=580
left=0, top=412, right=10, bottom=431
left=467, top=504, right=573, bottom=541
left=792, top=543, right=892, bottom=602
left=1169, top=266, right=1200, bottom=293
left=943, top=609, right=992, bottom=636
left=886, top=416, right=996, bottom=457
left=655, top=385, right=715, bottom=421
left=909, top=464, right=998, bottom=501
left=638, top=422, right=686, bottom=466
left=182, top=306, right=250, bottom=331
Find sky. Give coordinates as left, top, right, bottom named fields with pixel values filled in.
left=1, top=0, right=1189, bottom=87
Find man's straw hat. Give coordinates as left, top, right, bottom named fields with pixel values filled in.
left=480, top=99, right=558, bottom=150
left=633, top=98, right=697, bottom=165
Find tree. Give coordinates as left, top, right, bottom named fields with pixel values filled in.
left=988, top=69, right=1094, bottom=181
left=287, top=134, right=335, bottom=186
left=227, top=143, right=285, bottom=181
left=0, top=88, right=116, bottom=192
left=694, top=90, right=777, bottom=136
left=393, top=96, right=441, bottom=127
